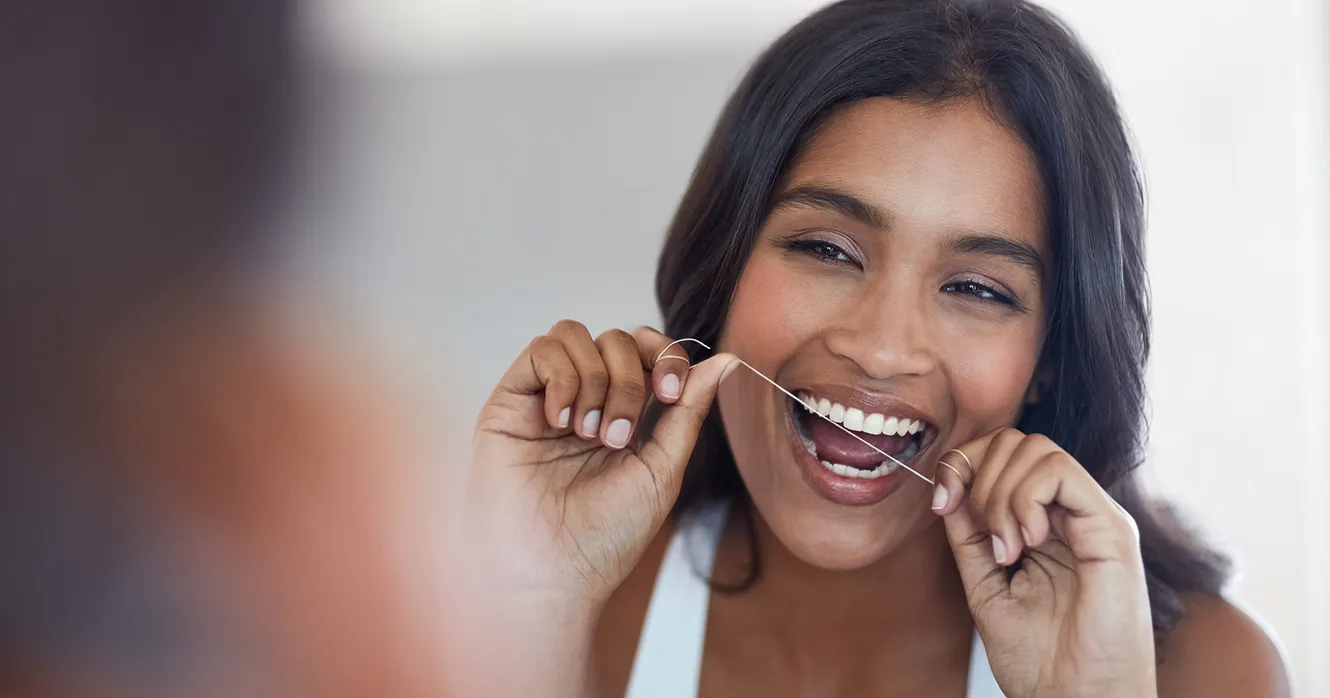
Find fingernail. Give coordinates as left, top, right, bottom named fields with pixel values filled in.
left=720, top=358, right=741, bottom=383
left=991, top=535, right=1008, bottom=565
left=931, top=483, right=949, bottom=510
left=558, top=407, right=570, bottom=428
left=582, top=410, right=601, bottom=437
left=1021, top=526, right=1033, bottom=547
left=660, top=373, right=681, bottom=399
left=606, top=419, right=632, bottom=449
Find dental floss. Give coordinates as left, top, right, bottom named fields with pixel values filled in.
left=654, top=338, right=935, bottom=486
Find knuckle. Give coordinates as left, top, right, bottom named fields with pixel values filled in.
left=597, top=328, right=639, bottom=354
left=1016, top=499, right=1043, bottom=521
left=583, top=368, right=610, bottom=393
left=616, top=377, right=648, bottom=403
left=1023, top=432, right=1055, bottom=450
left=550, top=318, right=589, bottom=337
left=1109, top=502, right=1140, bottom=542
left=675, top=399, right=711, bottom=428
left=1029, top=453, right=1062, bottom=478
left=596, top=327, right=633, bottom=344
left=969, top=488, right=990, bottom=514
left=551, top=375, right=579, bottom=394
left=962, top=529, right=991, bottom=549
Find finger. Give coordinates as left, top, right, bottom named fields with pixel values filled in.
left=931, top=426, right=1006, bottom=507
left=968, top=427, right=1026, bottom=518
left=930, top=450, right=971, bottom=516
left=1006, top=451, right=1132, bottom=564
left=548, top=320, right=610, bottom=440
left=930, top=428, right=1005, bottom=515
left=637, top=353, right=740, bottom=505
left=982, top=433, right=1059, bottom=563
left=632, top=326, right=689, bottom=404
left=595, top=329, right=650, bottom=450
left=1010, top=453, right=1062, bottom=548
left=941, top=492, right=1008, bottom=617
left=518, top=336, right=579, bottom=430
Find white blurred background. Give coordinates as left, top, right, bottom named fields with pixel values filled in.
left=295, top=1, right=1328, bottom=693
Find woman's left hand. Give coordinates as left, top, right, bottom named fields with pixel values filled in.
left=932, top=428, right=1156, bottom=698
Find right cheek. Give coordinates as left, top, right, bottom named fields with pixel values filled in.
left=946, top=354, right=1034, bottom=432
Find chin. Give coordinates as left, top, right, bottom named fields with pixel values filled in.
left=754, top=499, right=915, bottom=571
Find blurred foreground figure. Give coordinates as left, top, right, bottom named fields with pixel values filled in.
left=1, top=3, right=460, bottom=696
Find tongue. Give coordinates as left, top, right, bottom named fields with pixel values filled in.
left=807, top=416, right=913, bottom=469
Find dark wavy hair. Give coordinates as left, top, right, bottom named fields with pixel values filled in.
left=655, top=0, right=1229, bottom=641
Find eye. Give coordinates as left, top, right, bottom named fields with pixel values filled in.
left=941, top=279, right=1018, bottom=307
left=781, top=237, right=857, bottom=266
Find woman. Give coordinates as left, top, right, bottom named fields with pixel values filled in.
left=463, top=1, right=1289, bottom=696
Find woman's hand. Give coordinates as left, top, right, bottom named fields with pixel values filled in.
left=932, top=428, right=1156, bottom=698
left=466, top=321, right=737, bottom=609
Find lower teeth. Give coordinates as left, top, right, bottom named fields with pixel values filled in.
left=805, top=431, right=920, bottom=481
left=820, top=459, right=898, bottom=479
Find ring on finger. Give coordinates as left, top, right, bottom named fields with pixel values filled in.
left=937, top=448, right=973, bottom=483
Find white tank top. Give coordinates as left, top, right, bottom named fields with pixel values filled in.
left=624, top=500, right=1006, bottom=698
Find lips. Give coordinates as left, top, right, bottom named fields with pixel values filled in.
left=781, top=388, right=939, bottom=506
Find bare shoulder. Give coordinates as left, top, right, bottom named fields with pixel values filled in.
left=590, top=517, right=676, bottom=698
left=1157, top=592, right=1291, bottom=698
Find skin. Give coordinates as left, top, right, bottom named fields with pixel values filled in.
left=464, top=97, right=1288, bottom=698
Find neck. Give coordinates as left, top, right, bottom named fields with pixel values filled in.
left=714, top=500, right=974, bottom=666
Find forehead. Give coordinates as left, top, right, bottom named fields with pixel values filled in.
left=782, top=97, right=1048, bottom=251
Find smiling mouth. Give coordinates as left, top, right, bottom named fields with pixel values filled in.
left=787, top=393, right=937, bottom=480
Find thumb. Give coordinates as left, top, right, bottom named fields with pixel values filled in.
left=636, top=353, right=739, bottom=501
left=941, top=489, right=1008, bottom=617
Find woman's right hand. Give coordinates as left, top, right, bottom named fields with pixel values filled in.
left=466, top=321, right=738, bottom=609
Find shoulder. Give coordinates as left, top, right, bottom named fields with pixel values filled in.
left=1157, top=592, right=1291, bottom=698
left=590, top=517, right=676, bottom=698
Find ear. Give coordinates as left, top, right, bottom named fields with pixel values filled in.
left=1023, top=359, right=1052, bottom=405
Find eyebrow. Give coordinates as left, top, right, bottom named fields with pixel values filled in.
left=773, top=185, right=887, bottom=229
left=946, top=234, right=1045, bottom=279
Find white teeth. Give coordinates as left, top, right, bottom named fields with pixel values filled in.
left=828, top=403, right=846, bottom=422
left=820, top=459, right=900, bottom=480
left=800, top=393, right=817, bottom=412
left=799, top=395, right=928, bottom=439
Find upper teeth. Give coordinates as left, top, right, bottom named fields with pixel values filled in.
left=798, top=393, right=924, bottom=436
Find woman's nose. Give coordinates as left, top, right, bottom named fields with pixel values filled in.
left=821, top=291, right=937, bottom=380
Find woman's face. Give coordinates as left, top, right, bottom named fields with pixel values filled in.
left=718, top=96, right=1050, bottom=570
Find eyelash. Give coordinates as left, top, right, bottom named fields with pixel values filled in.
left=780, top=237, right=858, bottom=266
left=781, top=236, right=1021, bottom=309
left=940, top=279, right=1019, bottom=308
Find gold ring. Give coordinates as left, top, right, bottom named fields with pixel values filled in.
left=937, top=449, right=973, bottom=483
left=653, top=355, right=692, bottom=369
